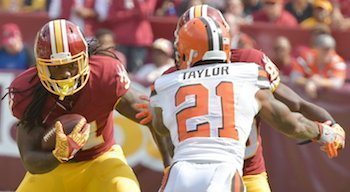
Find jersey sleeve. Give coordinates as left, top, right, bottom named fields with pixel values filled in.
left=150, top=66, right=177, bottom=107
left=231, top=49, right=281, bottom=92
left=162, top=66, right=177, bottom=75
left=8, top=68, right=39, bottom=119
left=260, top=54, right=281, bottom=92
left=90, top=55, right=130, bottom=109
left=9, top=86, right=28, bottom=120
left=149, top=82, right=162, bottom=108
left=256, top=66, right=273, bottom=90
left=110, top=61, right=130, bottom=108
left=114, top=64, right=130, bottom=98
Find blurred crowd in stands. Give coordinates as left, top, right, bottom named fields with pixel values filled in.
left=0, top=0, right=349, bottom=99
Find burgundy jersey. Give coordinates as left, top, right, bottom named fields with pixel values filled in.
left=231, top=48, right=280, bottom=176
left=10, top=55, right=130, bottom=161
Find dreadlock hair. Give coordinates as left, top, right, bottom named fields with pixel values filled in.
left=3, top=74, right=49, bottom=132
left=20, top=83, right=49, bottom=130
left=87, top=38, right=120, bottom=60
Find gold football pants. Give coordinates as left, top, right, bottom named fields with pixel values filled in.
left=17, top=145, right=140, bottom=192
left=243, top=172, right=271, bottom=192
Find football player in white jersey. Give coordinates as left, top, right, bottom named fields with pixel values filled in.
left=149, top=17, right=345, bottom=192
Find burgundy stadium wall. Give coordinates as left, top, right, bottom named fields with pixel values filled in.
left=1, top=13, right=350, bottom=61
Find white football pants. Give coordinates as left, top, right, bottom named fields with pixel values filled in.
left=159, top=161, right=245, bottom=192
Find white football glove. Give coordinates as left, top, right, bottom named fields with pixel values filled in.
left=315, top=122, right=345, bottom=158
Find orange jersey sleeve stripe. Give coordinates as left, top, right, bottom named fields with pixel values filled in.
left=258, top=69, right=269, bottom=82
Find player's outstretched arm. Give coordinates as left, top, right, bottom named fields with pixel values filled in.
left=115, top=86, right=172, bottom=167
left=16, top=123, right=60, bottom=174
left=151, top=107, right=174, bottom=158
left=151, top=107, right=170, bottom=136
left=257, top=89, right=319, bottom=139
left=115, top=87, right=145, bottom=124
left=274, top=83, right=335, bottom=123
left=256, top=89, right=345, bottom=158
left=274, top=83, right=346, bottom=145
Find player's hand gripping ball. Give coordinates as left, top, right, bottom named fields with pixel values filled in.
left=41, top=114, right=90, bottom=162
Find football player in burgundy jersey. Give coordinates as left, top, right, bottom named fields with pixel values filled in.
left=8, top=19, right=169, bottom=192
left=150, top=4, right=345, bottom=192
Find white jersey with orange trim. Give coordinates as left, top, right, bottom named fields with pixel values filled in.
left=150, top=62, right=270, bottom=175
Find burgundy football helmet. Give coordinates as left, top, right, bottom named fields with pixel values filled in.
left=35, top=19, right=89, bottom=100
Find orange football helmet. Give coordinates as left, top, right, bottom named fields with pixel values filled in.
left=177, top=17, right=231, bottom=70
left=35, top=19, right=89, bottom=100
left=174, top=4, right=229, bottom=63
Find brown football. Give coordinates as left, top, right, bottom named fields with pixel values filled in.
left=41, top=114, right=87, bottom=151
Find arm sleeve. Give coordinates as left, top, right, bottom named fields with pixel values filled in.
left=257, top=67, right=273, bottom=90
left=113, top=64, right=130, bottom=102
left=94, top=57, right=130, bottom=109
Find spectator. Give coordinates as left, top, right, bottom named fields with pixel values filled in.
left=48, top=0, right=109, bottom=38
left=0, top=0, right=22, bottom=12
left=177, top=0, right=204, bottom=16
left=243, top=0, right=262, bottom=16
left=331, top=0, right=350, bottom=18
left=0, top=23, right=33, bottom=70
left=22, top=0, right=47, bottom=12
left=330, top=1, right=350, bottom=30
left=155, top=0, right=177, bottom=16
left=205, top=0, right=226, bottom=11
left=310, top=23, right=331, bottom=40
left=108, top=0, right=157, bottom=73
left=224, top=13, right=257, bottom=49
left=284, top=0, right=313, bottom=23
left=94, top=29, right=127, bottom=67
left=224, top=0, right=253, bottom=25
left=133, top=38, right=174, bottom=87
left=291, top=34, right=346, bottom=98
left=271, top=36, right=295, bottom=79
left=293, top=23, right=331, bottom=56
left=0, top=0, right=47, bottom=12
left=253, top=0, right=298, bottom=27
left=300, top=0, right=333, bottom=29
